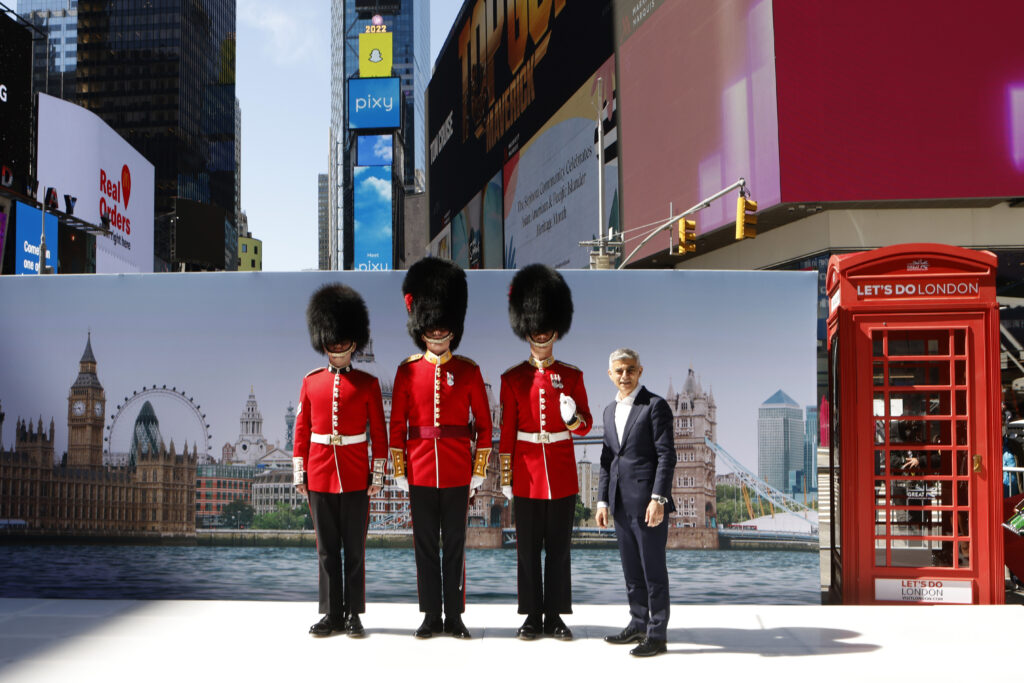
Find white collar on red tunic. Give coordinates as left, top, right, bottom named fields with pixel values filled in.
left=424, top=349, right=452, bottom=365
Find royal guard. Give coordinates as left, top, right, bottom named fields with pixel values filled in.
left=499, top=264, right=592, bottom=641
left=294, top=283, right=388, bottom=638
left=389, top=257, right=493, bottom=639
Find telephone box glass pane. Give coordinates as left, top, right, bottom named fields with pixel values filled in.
left=886, top=331, right=948, bottom=356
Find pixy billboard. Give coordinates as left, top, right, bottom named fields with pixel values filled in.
left=348, top=77, right=400, bottom=130
left=36, top=93, right=155, bottom=273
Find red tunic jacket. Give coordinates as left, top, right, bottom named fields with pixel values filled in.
left=389, top=350, right=493, bottom=488
left=293, top=366, right=388, bottom=494
left=499, top=358, right=592, bottom=499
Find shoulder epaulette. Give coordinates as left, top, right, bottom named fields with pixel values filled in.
left=305, top=367, right=326, bottom=378
left=502, top=361, right=525, bottom=376
left=556, top=361, right=581, bottom=372
left=454, top=355, right=477, bottom=367
left=401, top=354, right=423, bottom=365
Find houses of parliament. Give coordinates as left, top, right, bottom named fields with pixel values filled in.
left=0, top=335, right=196, bottom=535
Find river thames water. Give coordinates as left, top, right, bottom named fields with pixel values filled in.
left=0, top=545, right=820, bottom=604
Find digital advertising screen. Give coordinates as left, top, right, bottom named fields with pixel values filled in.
left=357, top=135, right=393, bottom=166
left=14, top=201, right=59, bottom=274
left=352, top=165, right=393, bottom=271
left=0, top=14, right=32, bottom=179
left=348, top=78, right=401, bottom=130
left=36, top=94, right=155, bottom=274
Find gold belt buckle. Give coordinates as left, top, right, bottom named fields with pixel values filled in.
left=538, top=432, right=550, bottom=443
left=330, top=434, right=343, bottom=446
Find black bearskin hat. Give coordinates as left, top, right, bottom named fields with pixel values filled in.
left=508, top=264, right=573, bottom=341
left=306, top=283, right=371, bottom=354
left=402, top=257, right=468, bottom=351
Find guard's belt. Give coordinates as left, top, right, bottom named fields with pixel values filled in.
left=517, top=430, right=571, bottom=444
left=310, top=432, right=367, bottom=446
left=408, top=425, right=472, bottom=440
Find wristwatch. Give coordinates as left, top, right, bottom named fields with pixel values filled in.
left=651, top=494, right=668, bottom=505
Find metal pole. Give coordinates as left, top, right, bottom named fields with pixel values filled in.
left=596, top=77, right=605, bottom=256
left=39, top=197, right=48, bottom=274
left=617, top=178, right=747, bottom=270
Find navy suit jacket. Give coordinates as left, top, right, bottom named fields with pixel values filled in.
left=598, top=386, right=676, bottom=517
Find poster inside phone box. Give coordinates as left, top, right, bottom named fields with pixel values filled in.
left=0, top=269, right=816, bottom=527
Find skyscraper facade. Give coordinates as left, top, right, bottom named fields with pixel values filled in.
left=19, top=0, right=78, bottom=102
left=317, top=172, right=330, bottom=269
left=74, top=0, right=238, bottom=271
left=757, top=390, right=806, bottom=495
left=803, top=404, right=819, bottom=494
left=328, top=0, right=428, bottom=269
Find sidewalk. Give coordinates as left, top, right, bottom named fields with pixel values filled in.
left=0, top=598, right=1019, bottom=682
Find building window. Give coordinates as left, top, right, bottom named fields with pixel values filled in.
left=254, top=245, right=258, bottom=255
left=241, top=243, right=247, bottom=253
left=251, top=259, right=255, bottom=268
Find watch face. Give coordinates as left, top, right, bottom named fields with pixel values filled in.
left=72, top=400, right=85, bottom=416
left=94, top=403, right=103, bottom=417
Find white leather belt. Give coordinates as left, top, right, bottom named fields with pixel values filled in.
left=311, top=432, right=367, bottom=446
left=517, top=430, right=570, bottom=444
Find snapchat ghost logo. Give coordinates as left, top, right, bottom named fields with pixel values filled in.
left=369, top=49, right=383, bottom=63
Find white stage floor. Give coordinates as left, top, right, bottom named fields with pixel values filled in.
left=0, top=599, right=1019, bottom=682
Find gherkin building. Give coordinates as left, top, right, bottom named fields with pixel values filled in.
left=129, top=401, right=164, bottom=467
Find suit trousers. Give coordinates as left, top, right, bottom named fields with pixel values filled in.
left=514, top=494, right=575, bottom=616
left=612, top=503, right=670, bottom=639
left=408, top=484, right=470, bottom=615
left=308, top=489, right=370, bottom=617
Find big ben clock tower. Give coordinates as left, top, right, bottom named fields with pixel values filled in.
left=68, top=332, right=106, bottom=468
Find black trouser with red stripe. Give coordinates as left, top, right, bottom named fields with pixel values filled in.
left=308, top=489, right=369, bottom=617
left=408, top=484, right=470, bottom=615
left=514, top=494, right=575, bottom=616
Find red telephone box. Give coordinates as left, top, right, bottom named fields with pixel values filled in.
left=826, top=244, right=1003, bottom=604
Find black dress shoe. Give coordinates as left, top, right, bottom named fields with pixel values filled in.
left=604, top=624, right=645, bottom=644
left=517, top=614, right=542, bottom=641
left=630, top=637, right=667, bottom=657
left=309, top=614, right=342, bottom=637
left=414, top=613, right=444, bottom=639
left=345, top=614, right=365, bottom=638
left=443, top=615, right=472, bottom=639
left=543, top=615, right=573, bottom=640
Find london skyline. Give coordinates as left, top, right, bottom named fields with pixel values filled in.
left=0, top=270, right=815, bottom=475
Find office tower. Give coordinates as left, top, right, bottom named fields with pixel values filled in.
left=19, top=0, right=78, bottom=102
left=328, top=0, right=429, bottom=269
left=758, top=390, right=805, bottom=495
left=75, top=1, right=238, bottom=271
left=318, top=173, right=329, bottom=269
left=804, top=404, right=819, bottom=493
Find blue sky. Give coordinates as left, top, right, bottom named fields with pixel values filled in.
left=232, top=0, right=464, bottom=271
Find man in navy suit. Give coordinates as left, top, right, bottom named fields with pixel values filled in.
left=596, top=348, right=675, bottom=657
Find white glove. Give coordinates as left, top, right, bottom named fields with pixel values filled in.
left=470, top=474, right=485, bottom=491
left=394, top=475, right=409, bottom=492
left=502, top=485, right=514, bottom=500
left=559, top=393, right=577, bottom=423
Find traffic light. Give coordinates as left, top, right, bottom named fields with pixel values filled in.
left=736, top=195, right=757, bottom=240
left=677, top=218, right=696, bottom=254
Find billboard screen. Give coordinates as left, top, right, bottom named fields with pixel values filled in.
left=352, top=166, right=393, bottom=270
left=772, top=0, right=1024, bottom=202
left=357, top=135, right=393, bottom=166
left=36, top=94, right=155, bottom=274
left=502, top=57, right=618, bottom=269
left=426, top=0, right=614, bottom=240
left=14, top=201, right=59, bottom=274
left=0, top=14, right=32, bottom=180
left=614, top=0, right=781, bottom=262
left=359, top=31, right=393, bottom=78
left=348, top=78, right=401, bottom=130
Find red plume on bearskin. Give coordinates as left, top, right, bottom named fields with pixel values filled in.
left=402, top=257, right=468, bottom=351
